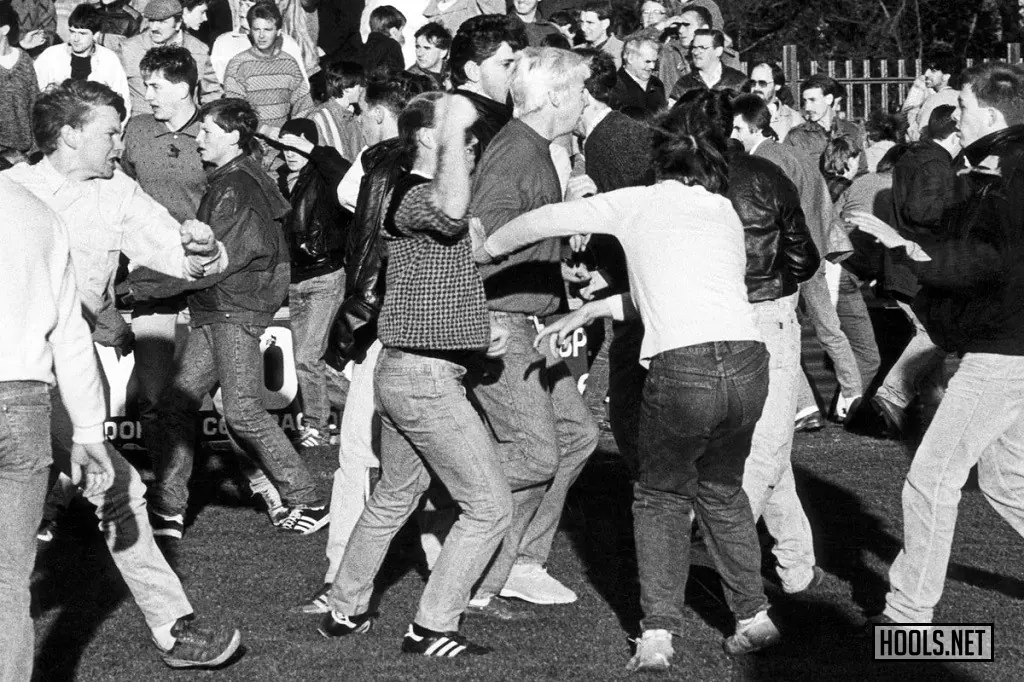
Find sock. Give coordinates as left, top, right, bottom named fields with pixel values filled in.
left=468, top=595, right=492, bottom=608
left=151, top=621, right=176, bottom=650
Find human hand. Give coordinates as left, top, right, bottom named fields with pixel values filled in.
left=20, top=29, right=47, bottom=50
left=436, top=93, right=479, bottom=133
left=486, top=318, right=509, bottom=358
left=278, top=133, right=314, bottom=154
left=562, top=260, right=592, bottom=286
left=70, top=442, right=116, bottom=497
left=847, top=211, right=906, bottom=249
left=569, top=233, right=591, bottom=252
left=180, top=219, right=218, bottom=257
left=564, top=174, right=597, bottom=202
left=533, top=306, right=593, bottom=358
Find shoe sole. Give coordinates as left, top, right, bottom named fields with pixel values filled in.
left=723, top=630, right=781, bottom=655
left=163, top=629, right=242, bottom=669
left=498, top=587, right=576, bottom=605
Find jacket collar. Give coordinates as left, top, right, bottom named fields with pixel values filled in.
left=962, top=125, right=1024, bottom=167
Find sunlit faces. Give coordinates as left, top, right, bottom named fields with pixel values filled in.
left=514, top=0, right=540, bottom=16
left=578, top=11, right=609, bottom=45
left=143, top=70, right=191, bottom=121
left=730, top=114, right=760, bottom=152
left=801, top=86, right=833, bottom=124
left=955, top=84, right=993, bottom=147
left=555, top=79, right=588, bottom=137
left=196, top=116, right=240, bottom=167
left=474, top=41, right=515, bottom=103
left=640, top=1, right=667, bottom=28
left=182, top=2, right=208, bottom=31
left=250, top=17, right=280, bottom=52
left=415, top=35, right=445, bottom=73
left=148, top=16, right=182, bottom=45
left=283, top=147, right=308, bottom=172
left=924, top=66, right=946, bottom=90
left=72, top=106, right=125, bottom=180
left=624, top=44, right=659, bottom=83
left=67, top=26, right=97, bottom=56
left=749, top=64, right=778, bottom=104
left=688, top=34, right=718, bottom=70
left=675, top=10, right=707, bottom=47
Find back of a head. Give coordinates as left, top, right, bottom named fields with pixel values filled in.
left=199, top=97, right=261, bottom=156
left=69, top=3, right=104, bottom=34
left=579, top=48, right=617, bottom=105
left=509, top=47, right=590, bottom=118
left=324, top=61, right=366, bottom=100
left=400, top=69, right=438, bottom=94
left=961, top=61, right=1024, bottom=129
left=0, top=3, right=19, bottom=42
left=650, top=104, right=729, bottom=193
left=875, top=142, right=909, bottom=173
left=820, top=134, right=860, bottom=178
left=364, top=75, right=416, bottom=119
left=865, top=109, right=907, bottom=143
left=674, top=88, right=732, bottom=145
left=140, top=45, right=200, bottom=97
left=448, top=14, right=516, bottom=89
left=369, top=5, right=406, bottom=35
left=541, top=32, right=571, bottom=49
left=33, top=80, right=127, bottom=155
left=732, top=93, right=771, bottom=134
left=397, top=91, right=444, bottom=152
left=924, top=104, right=958, bottom=143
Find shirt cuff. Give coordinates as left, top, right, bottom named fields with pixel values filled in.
left=72, top=423, right=106, bottom=445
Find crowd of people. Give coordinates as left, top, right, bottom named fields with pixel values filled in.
left=2, top=0, right=1024, bottom=677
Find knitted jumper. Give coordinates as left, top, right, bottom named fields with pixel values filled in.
left=0, top=50, right=38, bottom=153
left=224, top=43, right=314, bottom=131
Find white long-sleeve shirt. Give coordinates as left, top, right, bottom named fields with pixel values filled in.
left=0, top=176, right=105, bottom=444
left=483, top=181, right=761, bottom=365
left=34, top=43, right=133, bottom=118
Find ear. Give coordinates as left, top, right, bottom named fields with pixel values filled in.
left=60, top=124, right=81, bottom=150
left=600, top=18, right=610, bottom=33
left=416, top=125, right=436, bottom=149
left=226, top=128, right=241, bottom=149
left=0, top=25, right=9, bottom=38
left=464, top=59, right=482, bottom=85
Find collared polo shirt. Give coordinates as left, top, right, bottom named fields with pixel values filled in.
left=122, top=110, right=206, bottom=222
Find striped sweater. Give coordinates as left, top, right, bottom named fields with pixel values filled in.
left=223, top=43, right=314, bottom=131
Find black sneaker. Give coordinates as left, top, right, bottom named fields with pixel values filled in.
left=318, top=610, right=374, bottom=638
left=401, top=623, right=491, bottom=657
left=150, top=512, right=185, bottom=539
left=154, top=535, right=186, bottom=579
left=277, top=505, right=330, bottom=535
left=156, top=616, right=242, bottom=669
left=36, top=519, right=56, bottom=543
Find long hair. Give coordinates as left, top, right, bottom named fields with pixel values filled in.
left=651, top=103, right=729, bottom=194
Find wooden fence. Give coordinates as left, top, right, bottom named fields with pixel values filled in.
left=779, top=44, right=1024, bottom=121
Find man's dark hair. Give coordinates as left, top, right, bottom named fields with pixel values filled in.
left=875, top=142, right=909, bottom=173
left=961, top=61, right=1024, bottom=128
left=800, top=73, right=840, bottom=99
left=140, top=45, right=199, bottom=96
left=247, top=1, right=283, bottom=29
left=541, top=32, right=571, bottom=49
left=692, top=28, right=723, bottom=49
left=199, top=97, right=261, bottom=156
left=68, top=3, right=104, bottom=34
left=0, top=3, right=19, bottom=43
left=448, top=14, right=515, bottom=88
left=924, top=46, right=958, bottom=81
left=581, top=2, right=614, bottom=21
left=33, top=80, right=127, bottom=154
left=364, top=75, right=416, bottom=117
left=924, top=104, right=958, bottom=142
left=674, top=87, right=733, bottom=144
left=415, top=21, right=452, bottom=50
left=397, top=91, right=443, bottom=153
left=864, top=109, right=906, bottom=144
left=324, top=61, right=366, bottom=99
left=749, top=61, right=785, bottom=89
left=651, top=102, right=729, bottom=193
left=579, top=48, right=617, bottom=104
left=182, top=0, right=208, bottom=9
left=399, top=69, right=436, bottom=94
left=820, top=134, right=860, bottom=178
left=548, top=10, right=577, bottom=31
left=679, top=4, right=712, bottom=28
left=369, top=5, right=406, bottom=34
left=732, top=93, right=771, bottom=134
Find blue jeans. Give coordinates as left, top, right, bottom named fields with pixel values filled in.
left=327, top=349, right=512, bottom=632
left=799, top=269, right=863, bottom=400
left=469, top=311, right=599, bottom=597
left=150, top=322, right=322, bottom=519
left=875, top=300, right=947, bottom=409
left=634, top=341, right=770, bottom=634
left=884, top=353, right=1024, bottom=623
left=836, top=271, right=880, bottom=391
left=0, top=382, right=51, bottom=682
left=608, top=320, right=647, bottom=474
left=289, top=269, right=349, bottom=432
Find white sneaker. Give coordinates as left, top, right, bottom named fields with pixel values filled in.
left=834, top=393, right=861, bottom=421
left=625, top=629, right=673, bottom=673
left=723, top=610, right=781, bottom=655
left=499, top=564, right=577, bottom=605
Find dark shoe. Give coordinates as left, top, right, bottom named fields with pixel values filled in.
left=36, top=519, right=56, bottom=543
left=157, top=616, right=241, bottom=669
left=401, top=623, right=491, bottom=657
left=465, top=596, right=532, bottom=621
left=794, top=411, right=825, bottom=433
left=872, top=396, right=907, bottom=438
left=277, top=505, right=330, bottom=535
left=150, top=512, right=184, bottom=539
left=318, top=610, right=374, bottom=638
left=294, top=583, right=331, bottom=614
left=786, top=566, right=826, bottom=595
left=154, top=535, right=186, bottom=579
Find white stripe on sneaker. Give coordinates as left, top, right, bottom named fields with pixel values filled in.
left=424, top=638, right=449, bottom=656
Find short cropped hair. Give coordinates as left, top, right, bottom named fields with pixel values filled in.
left=821, top=134, right=860, bottom=178
left=623, top=37, right=660, bottom=64
left=679, top=4, right=712, bottom=28
left=692, top=28, right=723, bottom=48
left=33, top=80, right=127, bottom=154
left=369, top=5, right=406, bottom=34
left=397, top=91, right=444, bottom=153
left=579, top=48, right=617, bottom=104
left=961, top=61, right=1024, bottom=128
left=324, top=61, right=366, bottom=99
left=140, top=45, right=199, bottom=96
left=581, top=2, right=613, bottom=21
left=924, top=104, right=958, bottom=142
left=364, top=75, right=416, bottom=118
left=801, top=72, right=840, bottom=99
left=448, top=14, right=516, bottom=88
left=864, top=109, right=907, bottom=143
left=182, top=0, right=208, bottom=10
left=247, top=1, right=282, bottom=29
left=415, top=21, right=452, bottom=50
left=731, top=93, right=771, bottom=134
left=509, top=47, right=590, bottom=117
left=198, top=98, right=261, bottom=156
left=68, top=4, right=104, bottom=34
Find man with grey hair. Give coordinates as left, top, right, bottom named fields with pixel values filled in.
left=465, top=47, right=600, bottom=618
left=608, top=36, right=665, bottom=116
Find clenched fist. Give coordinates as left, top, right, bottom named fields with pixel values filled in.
left=180, top=219, right=218, bottom=257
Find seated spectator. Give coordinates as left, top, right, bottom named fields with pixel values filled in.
left=409, top=21, right=449, bottom=87
left=357, top=5, right=406, bottom=76
left=34, top=4, right=132, bottom=118
left=608, top=36, right=665, bottom=118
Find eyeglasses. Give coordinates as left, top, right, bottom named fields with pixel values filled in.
left=690, top=45, right=713, bottom=52
left=751, top=80, right=774, bottom=88
left=641, top=8, right=666, bottom=17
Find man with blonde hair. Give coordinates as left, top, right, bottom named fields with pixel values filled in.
left=465, top=47, right=600, bottom=619
left=608, top=36, right=665, bottom=116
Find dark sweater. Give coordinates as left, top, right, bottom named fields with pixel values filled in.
left=0, top=51, right=38, bottom=153
left=357, top=32, right=404, bottom=76
left=608, top=68, right=666, bottom=119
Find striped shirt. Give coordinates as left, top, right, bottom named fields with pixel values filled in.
left=310, top=99, right=364, bottom=163
left=224, top=44, right=314, bottom=131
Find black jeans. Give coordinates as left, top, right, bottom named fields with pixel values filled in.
left=633, top=341, right=770, bottom=634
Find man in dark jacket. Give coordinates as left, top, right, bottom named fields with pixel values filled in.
left=692, top=89, right=825, bottom=595
left=275, top=117, right=352, bottom=450
left=150, top=98, right=330, bottom=540
left=668, top=29, right=745, bottom=102
left=607, top=37, right=666, bottom=118
left=851, top=62, right=1024, bottom=625
left=448, top=15, right=517, bottom=154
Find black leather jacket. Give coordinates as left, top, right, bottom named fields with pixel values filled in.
left=278, top=145, right=352, bottom=283
left=325, top=139, right=410, bottom=369
left=727, top=150, right=821, bottom=302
